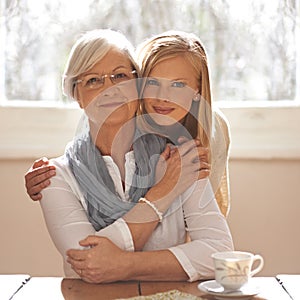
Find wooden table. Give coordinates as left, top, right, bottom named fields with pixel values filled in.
left=2, top=275, right=297, bottom=300
left=139, top=278, right=293, bottom=300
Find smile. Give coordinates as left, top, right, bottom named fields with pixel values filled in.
left=95, top=99, right=127, bottom=108
left=153, top=106, right=175, bottom=115
left=101, top=102, right=125, bottom=107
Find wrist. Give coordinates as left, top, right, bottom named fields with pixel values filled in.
left=123, top=251, right=137, bottom=280
left=145, top=183, right=172, bottom=202
left=138, top=198, right=163, bottom=222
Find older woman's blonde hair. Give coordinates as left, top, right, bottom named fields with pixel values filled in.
left=62, top=29, right=139, bottom=100
left=136, top=31, right=231, bottom=217
left=136, top=30, right=212, bottom=150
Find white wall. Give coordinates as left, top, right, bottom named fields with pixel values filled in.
left=228, top=158, right=300, bottom=275
left=0, top=159, right=64, bottom=276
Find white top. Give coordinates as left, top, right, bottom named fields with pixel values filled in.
left=40, top=152, right=233, bottom=282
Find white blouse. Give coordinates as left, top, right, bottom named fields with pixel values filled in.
left=40, top=152, right=233, bottom=281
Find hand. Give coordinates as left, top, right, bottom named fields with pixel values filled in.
left=152, top=138, right=210, bottom=200
left=24, top=157, right=56, bottom=201
left=66, top=236, right=128, bottom=283
left=177, top=136, right=210, bottom=179
left=155, top=138, right=209, bottom=183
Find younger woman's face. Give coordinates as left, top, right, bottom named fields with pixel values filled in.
left=142, top=55, right=199, bottom=126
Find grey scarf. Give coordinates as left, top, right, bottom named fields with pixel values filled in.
left=65, top=130, right=166, bottom=230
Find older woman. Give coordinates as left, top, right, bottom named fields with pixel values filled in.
left=25, top=29, right=233, bottom=283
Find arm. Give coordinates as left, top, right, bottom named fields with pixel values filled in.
left=40, top=159, right=176, bottom=279
left=39, top=152, right=197, bottom=275
left=66, top=236, right=188, bottom=283
left=39, top=157, right=136, bottom=277
left=66, top=179, right=233, bottom=283
left=26, top=140, right=210, bottom=252
left=168, top=178, right=234, bottom=281
left=111, top=139, right=210, bottom=250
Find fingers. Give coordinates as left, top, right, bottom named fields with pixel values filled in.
left=177, top=136, right=189, bottom=145
left=32, top=157, right=50, bottom=169
left=79, top=235, right=101, bottom=247
left=198, top=168, right=210, bottom=180
left=25, top=164, right=55, bottom=181
left=71, top=265, right=94, bottom=283
left=174, top=139, right=211, bottom=181
left=25, top=164, right=56, bottom=201
left=66, top=247, right=92, bottom=278
left=26, top=178, right=51, bottom=200
left=177, top=138, right=209, bottom=156
left=30, top=193, right=43, bottom=201
left=177, top=139, right=201, bottom=157
left=66, top=248, right=88, bottom=261
left=197, top=146, right=209, bottom=158
left=67, top=255, right=86, bottom=269
left=196, top=161, right=210, bottom=171
left=177, top=139, right=209, bottom=164
left=25, top=170, right=54, bottom=193
left=67, top=256, right=87, bottom=279
left=160, top=144, right=171, bottom=160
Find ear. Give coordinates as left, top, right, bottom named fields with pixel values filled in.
left=193, top=93, right=201, bottom=102
left=77, top=99, right=83, bottom=109
left=73, top=86, right=84, bottom=108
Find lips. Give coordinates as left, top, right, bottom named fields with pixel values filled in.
left=94, top=98, right=127, bottom=108
left=100, top=102, right=125, bottom=108
left=153, top=106, right=174, bottom=115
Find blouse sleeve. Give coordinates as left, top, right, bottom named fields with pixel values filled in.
left=39, top=158, right=134, bottom=276
left=168, top=178, right=234, bottom=282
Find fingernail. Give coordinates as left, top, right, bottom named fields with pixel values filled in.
left=49, top=170, right=56, bottom=176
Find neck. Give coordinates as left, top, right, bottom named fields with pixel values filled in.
left=90, top=119, right=135, bottom=165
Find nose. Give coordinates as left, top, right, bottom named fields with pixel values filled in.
left=102, top=80, right=120, bottom=97
left=157, top=84, right=170, bottom=102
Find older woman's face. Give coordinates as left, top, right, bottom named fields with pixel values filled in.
left=142, top=55, right=199, bottom=126
left=75, top=49, right=138, bottom=127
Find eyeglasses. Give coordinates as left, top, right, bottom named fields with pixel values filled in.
left=74, top=70, right=137, bottom=91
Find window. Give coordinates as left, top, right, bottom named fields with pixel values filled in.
left=1, top=0, right=299, bottom=160
left=1, top=0, right=299, bottom=102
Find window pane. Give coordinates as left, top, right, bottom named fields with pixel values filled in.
left=1, top=0, right=299, bottom=102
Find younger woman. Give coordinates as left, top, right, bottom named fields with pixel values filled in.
left=136, top=30, right=231, bottom=217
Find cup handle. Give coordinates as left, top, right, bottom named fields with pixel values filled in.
left=250, top=254, right=264, bottom=276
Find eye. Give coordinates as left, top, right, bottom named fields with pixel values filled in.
left=146, top=78, right=160, bottom=86
left=113, top=72, right=129, bottom=81
left=171, top=81, right=186, bottom=88
left=85, top=76, right=102, bottom=87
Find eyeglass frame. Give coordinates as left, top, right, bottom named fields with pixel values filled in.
left=73, top=70, right=137, bottom=90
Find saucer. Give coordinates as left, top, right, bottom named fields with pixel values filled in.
left=198, top=280, right=259, bottom=299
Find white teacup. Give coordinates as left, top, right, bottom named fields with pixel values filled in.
left=211, top=251, right=264, bottom=291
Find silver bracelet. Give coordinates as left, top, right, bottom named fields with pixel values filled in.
left=138, top=197, right=163, bottom=222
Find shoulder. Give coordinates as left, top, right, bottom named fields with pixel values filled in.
left=213, top=108, right=229, bottom=127
left=43, top=155, right=85, bottom=206
left=49, top=155, right=68, bottom=169
left=48, top=155, right=73, bottom=178
left=213, top=109, right=230, bottom=143
left=47, top=155, right=77, bottom=188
